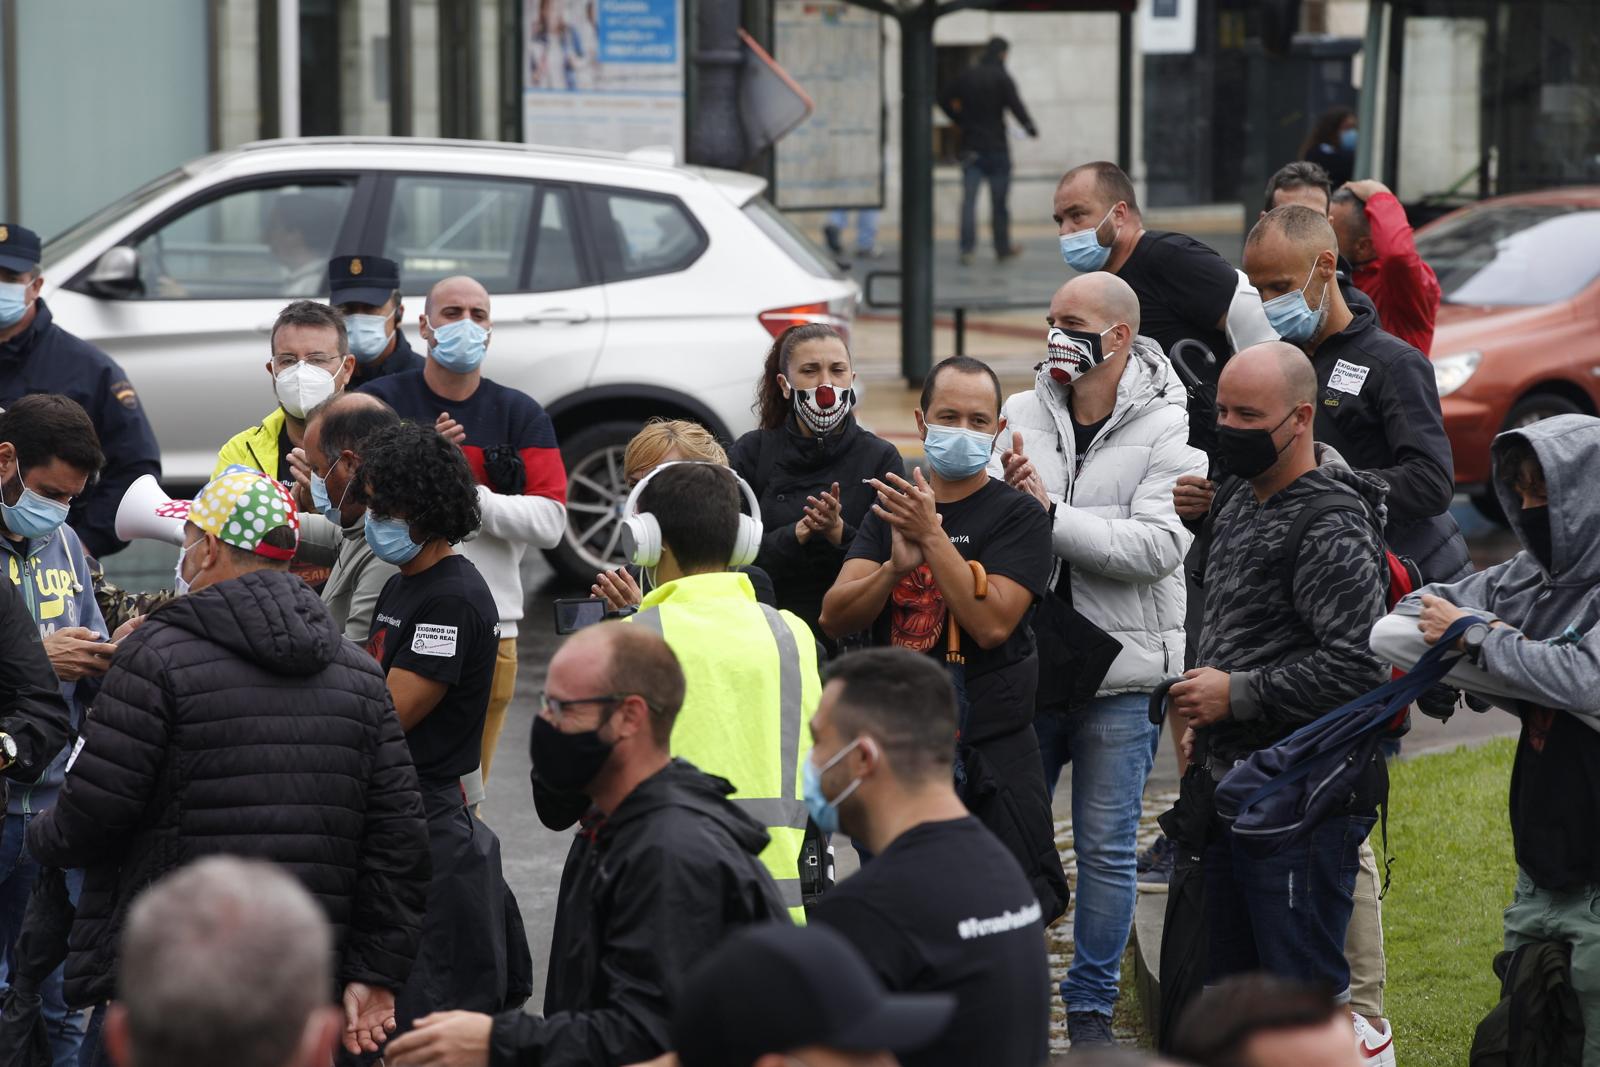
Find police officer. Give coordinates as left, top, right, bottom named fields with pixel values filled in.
left=328, top=254, right=424, bottom=388
left=0, top=224, right=160, bottom=559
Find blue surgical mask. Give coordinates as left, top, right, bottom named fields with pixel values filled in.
left=1058, top=207, right=1116, bottom=273
left=428, top=317, right=490, bottom=373
left=1, top=469, right=69, bottom=539
left=0, top=282, right=31, bottom=328
left=801, top=739, right=864, bottom=836
left=364, top=512, right=423, bottom=565
left=922, top=425, right=996, bottom=480
left=310, top=458, right=349, bottom=525
left=1339, top=127, right=1358, bottom=152
left=1261, top=261, right=1329, bottom=343
left=345, top=313, right=394, bottom=364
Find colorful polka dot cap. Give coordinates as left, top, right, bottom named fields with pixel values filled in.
left=187, top=466, right=299, bottom=560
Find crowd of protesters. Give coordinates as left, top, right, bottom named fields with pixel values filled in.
left=0, top=139, right=1576, bottom=1067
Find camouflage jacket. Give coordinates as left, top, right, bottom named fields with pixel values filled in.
left=90, top=557, right=176, bottom=634
left=1196, top=451, right=1389, bottom=764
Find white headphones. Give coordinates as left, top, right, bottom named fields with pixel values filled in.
left=620, top=461, right=764, bottom=569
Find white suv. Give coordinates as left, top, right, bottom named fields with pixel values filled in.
left=41, top=137, right=856, bottom=579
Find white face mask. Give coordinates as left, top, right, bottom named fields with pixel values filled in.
left=174, top=538, right=196, bottom=596
left=274, top=362, right=338, bottom=420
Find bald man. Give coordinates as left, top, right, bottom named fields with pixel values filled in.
left=1163, top=341, right=1388, bottom=1025
left=386, top=622, right=787, bottom=1067
left=361, top=275, right=569, bottom=804
left=988, top=271, right=1204, bottom=1045
left=1242, top=205, right=1468, bottom=584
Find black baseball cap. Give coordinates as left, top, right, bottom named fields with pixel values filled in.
left=328, top=254, right=400, bottom=307
left=0, top=224, right=41, bottom=273
left=674, top=923, right=955, bottom=1067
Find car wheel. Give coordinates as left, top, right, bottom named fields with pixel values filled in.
left=546, top=420, right=641, bottom=585
left=1471, top=391, right=1587, bottom=524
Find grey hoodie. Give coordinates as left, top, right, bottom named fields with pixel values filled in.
left=1372, top=415, right=1600, bottom=733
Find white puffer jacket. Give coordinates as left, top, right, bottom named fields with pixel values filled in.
left=990, top=339, right=1206, bottom=696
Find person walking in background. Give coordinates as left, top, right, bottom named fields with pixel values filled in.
left=1301, top=106, right=1358, bottom=188
left=1331, top=180, right=1442, bottom=354
left=939, top=37, right=1037, bottom=266
left=991, top=273, right=1204, bottom=1047
left=823, top=209, right=881, bottom=260
left=732, top=323, right=904, bottom=656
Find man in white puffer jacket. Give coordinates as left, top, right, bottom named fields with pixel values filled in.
left=988, top=271, right=1205, bottom=1046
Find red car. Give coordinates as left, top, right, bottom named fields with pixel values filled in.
left=1416, top=187, right=1600, bottom=516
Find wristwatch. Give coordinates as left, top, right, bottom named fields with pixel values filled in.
left=0, top=732, right=16, bottom=771
left=1461, top=622, right=1492, bottom=663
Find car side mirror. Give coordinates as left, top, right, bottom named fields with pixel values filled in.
left=85, top=246, right=142, bottom=298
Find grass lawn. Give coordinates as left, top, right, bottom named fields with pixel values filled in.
left=1383, top=737, right=1518, bottom=1065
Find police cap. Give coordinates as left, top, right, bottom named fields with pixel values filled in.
left=0, top=224, right=42, bottom=274
left=328, top=254, right=400, bottom=308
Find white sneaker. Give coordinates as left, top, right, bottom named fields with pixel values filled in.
left=1352, top=1012, right=1396, bottom=1066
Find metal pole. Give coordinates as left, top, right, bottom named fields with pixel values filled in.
left=1380, top=1, right=1403, bottom=190
left=1116, top=9, right=1132, bottom=172
left=898, top=0, right=936, bottom=385
left=390, top=0, right=413, bottom=137
left=278, top=0, right=301, bottom=138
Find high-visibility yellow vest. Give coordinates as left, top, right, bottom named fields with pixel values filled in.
left=630, top=571, right=820, bottom=922
left=213, top=408, right=287, bottom=481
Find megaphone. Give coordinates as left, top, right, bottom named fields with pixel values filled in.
left=114, top=474, right=191, bottom=547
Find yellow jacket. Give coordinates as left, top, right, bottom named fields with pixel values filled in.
left=630, top=571, right=820, bottom=921
left=212, top=408, right=286, bottom=480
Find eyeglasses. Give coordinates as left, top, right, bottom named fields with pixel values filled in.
left=539, top=691, right=633, bottom=724
left=272, top=352, right=345, bottom=373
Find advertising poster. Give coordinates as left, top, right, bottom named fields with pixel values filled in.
left=523, top=0, right=685, bottom=156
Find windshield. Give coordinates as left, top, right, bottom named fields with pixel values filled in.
left=1416, top=202, right=1600, bottom=306
left=742, top=197, right=845, bottom=280
left=42, top=167, right=192, bottom=267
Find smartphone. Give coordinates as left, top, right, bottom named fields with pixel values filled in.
left=553, top=596, right=607, bottom=634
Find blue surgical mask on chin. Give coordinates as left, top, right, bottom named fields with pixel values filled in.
left=1261, top=261, right=1330, bottom=343
left=801, top=738, right=865, bottom=836
left=1058, top=207, right=1116, bottom=273
left=922, top=425, right=996, bottom=480
left=310, top=458, right=350, bottom=525
left=345, top=313, right=395, bottom=364
left=0, top=281, right=32, bottom=328
left=364, top=512, right=424, bottom=565
left=428, top=317, right=490, bottom=373
left=1, top=469, right=69, bottom=539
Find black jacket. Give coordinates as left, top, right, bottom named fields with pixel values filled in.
left=1309, top=301, right=1472, bottom=582
left=27, top=568, right=430, bottom=1007
left=731, top=417, right=904, bottom=653
left=492, top=759, right=788, bottom=1067
left=0, top=301, right=162, bottom=559
left=937, top=59, right=1036, bottom=155
left=0, top=577, right=71, bottom=803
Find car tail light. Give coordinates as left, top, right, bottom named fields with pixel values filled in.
left=759, top=302, right=846, bottom=339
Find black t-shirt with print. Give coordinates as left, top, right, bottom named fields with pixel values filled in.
left=812, top=816, right=1050, bottom=1067
left=846, top=477, right=1051, bottom=685
left=1072, top=409, right=1111, bottom=463
left=365, top=554, right=499, bottom=781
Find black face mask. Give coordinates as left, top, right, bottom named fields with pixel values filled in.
left=1520, top=505, right=1554, bottom=572
left=529, top=714, right=615, bottom=794
left=1214, top=411, right=1297, bottom=480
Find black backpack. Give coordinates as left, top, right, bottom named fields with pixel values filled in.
left=1471, top=940, right=1585, bottom=1066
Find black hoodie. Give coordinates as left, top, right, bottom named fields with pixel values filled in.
left=490, top=759, right=788, bottom=1067
left=28, top=568, right=430, bottom=1007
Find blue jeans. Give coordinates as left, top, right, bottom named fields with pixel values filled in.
left=1034, top=694, right=1158, bottom=1016
left=826, top=208, right=880, bottom=253
left=0, top=812, right=87, bottom=1066
left=1203, top=811, right=1376, bottom=1001
left=959, top=150, right=1014, bottom=255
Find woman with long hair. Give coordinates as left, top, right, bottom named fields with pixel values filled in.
left=1301, top=105, right=1357, bottom=187
left=730, top=323, right=903, bottom=654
